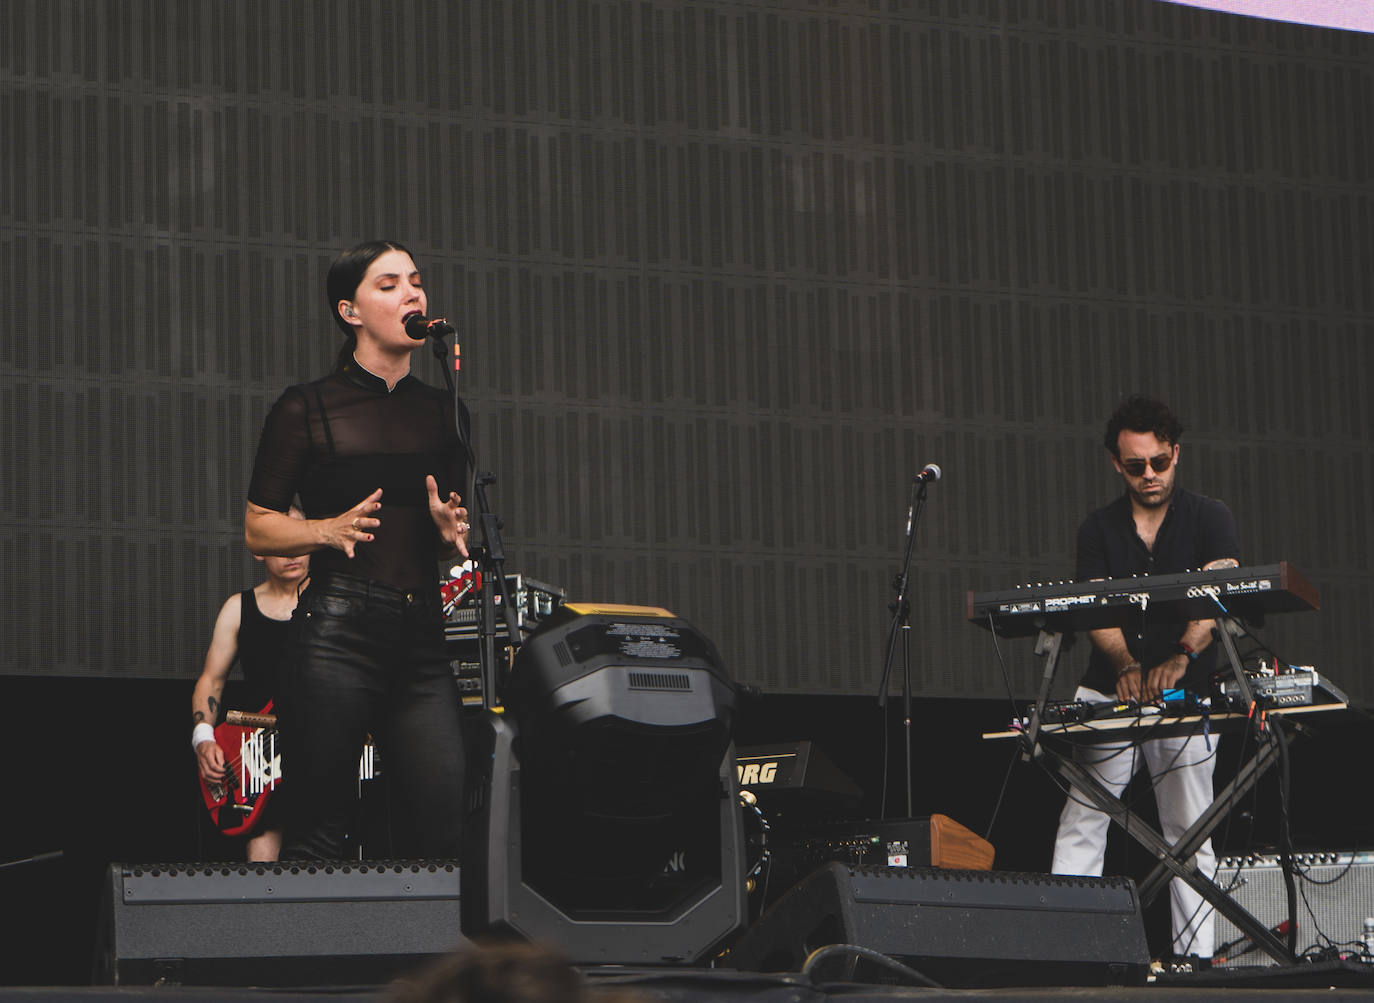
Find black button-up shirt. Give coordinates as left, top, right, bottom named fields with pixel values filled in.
left=1075, top=487, right=1240, bottom=695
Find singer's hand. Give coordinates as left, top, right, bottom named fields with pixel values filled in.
left=427, top=475, right=470, bottom=558
left=196, top=737, right=226, bottom=783
left=322, top=488, right=382, bottom=557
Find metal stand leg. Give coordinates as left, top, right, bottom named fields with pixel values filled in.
left=1044, top=733, right=1294, bottom=966
left=1020, top=629, right=1064, bottom=760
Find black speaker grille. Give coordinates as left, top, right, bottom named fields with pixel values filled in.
left=846, top=864, right=1140, bottom=914
left=627, top=670, right=693, bottom=691
left=119, top=859, right=461, bottom=903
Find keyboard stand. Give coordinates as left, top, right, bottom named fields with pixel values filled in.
left=1019, top=628, right=1066, bottom=760
left=1011, top=610, right=1300, bottom=967
left=1037, top=725, right=1291, bottom=965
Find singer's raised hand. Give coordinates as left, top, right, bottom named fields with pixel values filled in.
left=427, top=475, right=469, bottom=558
left=325, top=488, right=383, bottom=558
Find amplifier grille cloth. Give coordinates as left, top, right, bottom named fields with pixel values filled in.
left=1213, top=851, right=1374, bottom=965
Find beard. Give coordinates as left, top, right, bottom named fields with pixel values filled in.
left=1129, top=479, right=1174, bottom=509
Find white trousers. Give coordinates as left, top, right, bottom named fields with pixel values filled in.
left=1050, top=686, right=1218, bottom=958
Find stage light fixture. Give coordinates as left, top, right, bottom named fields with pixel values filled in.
left=462, top=603, right=747, bottom=964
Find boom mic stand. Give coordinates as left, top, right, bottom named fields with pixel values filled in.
left=0, top=850, right=63, bottom=871
left=875, top=467, right=936, bottom=818
left=426, top=329, right=522, bottom=708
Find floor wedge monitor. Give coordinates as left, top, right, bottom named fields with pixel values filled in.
left=726, top=862, right=1149, bottom=988
left=94, top=860, right=464, bottom=986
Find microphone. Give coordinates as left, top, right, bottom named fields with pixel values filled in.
left=914, top=463, right=942, bottom=483
left=905, top=463, right=940, bottom=534
left=404, top=314, right=455, bottom=341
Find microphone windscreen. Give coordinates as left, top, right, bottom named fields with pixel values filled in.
left=404, top=314, right=430, bottom=340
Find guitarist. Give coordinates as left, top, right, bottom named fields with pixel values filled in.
left=191, top=535, right=310, bottom=861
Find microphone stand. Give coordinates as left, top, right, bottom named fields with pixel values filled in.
left=0, top=850, right=63, bottom=871
left=875, top=474, right=931, bottom=819
left=427, top=333, right=522, bottom=709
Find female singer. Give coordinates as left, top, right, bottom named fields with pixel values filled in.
left=245, top=240, right=470, bottom=859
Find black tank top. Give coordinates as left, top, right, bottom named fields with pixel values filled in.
left=236, top=589, right=291, bottom=710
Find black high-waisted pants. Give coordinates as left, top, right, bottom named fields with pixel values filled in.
left=277, top=571, right=465, bottom=860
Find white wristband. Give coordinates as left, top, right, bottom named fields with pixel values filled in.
left=192, top=722, right=215, bottom=749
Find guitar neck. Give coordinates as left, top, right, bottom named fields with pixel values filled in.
left=225, top=709, right=277, bottom=728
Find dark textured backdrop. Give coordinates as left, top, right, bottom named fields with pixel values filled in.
left=2, top=0, right=1371, bottom=704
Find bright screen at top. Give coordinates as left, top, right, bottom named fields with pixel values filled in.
left=1162, top=0, right=1374, bottom=33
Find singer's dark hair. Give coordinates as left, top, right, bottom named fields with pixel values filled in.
left=325, top=240, right=414, bottom=367
left=1104, top=395, right=1184, bottom=456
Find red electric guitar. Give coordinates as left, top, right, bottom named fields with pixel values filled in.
left=441, top=565, right=482, bottom=616
left=198, top=703, right=281, bottom=836
left=199, top=704, right=380, bottom=836
left=199, top=570, right=476, bottom=836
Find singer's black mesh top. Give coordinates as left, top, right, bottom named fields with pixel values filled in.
left=248, top=355, right=468, bottom=591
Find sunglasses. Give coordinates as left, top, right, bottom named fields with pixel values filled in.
left=1120, top=452, right=1173, bottom=477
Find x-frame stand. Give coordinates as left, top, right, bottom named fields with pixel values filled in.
left=1018, top=614, right=1297, bottom=967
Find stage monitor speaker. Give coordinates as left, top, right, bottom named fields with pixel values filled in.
left=726, top=862, right=1149, bottom=988
left=1213, top=850, right=1374, bottom=966
left=93, top=861, right=463, bottom=986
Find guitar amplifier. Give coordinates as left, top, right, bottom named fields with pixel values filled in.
left=735, top=741, right=863, bottom=817
left=1213, top=850, right=1374, bottom=966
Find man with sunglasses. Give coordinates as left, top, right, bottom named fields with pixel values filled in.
left=1051, top=395, right=1239, bottom=963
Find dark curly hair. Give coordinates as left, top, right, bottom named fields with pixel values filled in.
left=1103, top=395, right=1184, bottom=457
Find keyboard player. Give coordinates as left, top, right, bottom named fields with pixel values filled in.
left=1051, top=395, right=1239, bottom=962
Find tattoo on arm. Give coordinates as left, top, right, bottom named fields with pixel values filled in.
left=208, top=695, right=220, bottom=722
left=192, top=710, right=205, bottom=726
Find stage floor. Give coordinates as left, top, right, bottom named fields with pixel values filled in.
left=4, top=963, right=1374, bottom=1002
